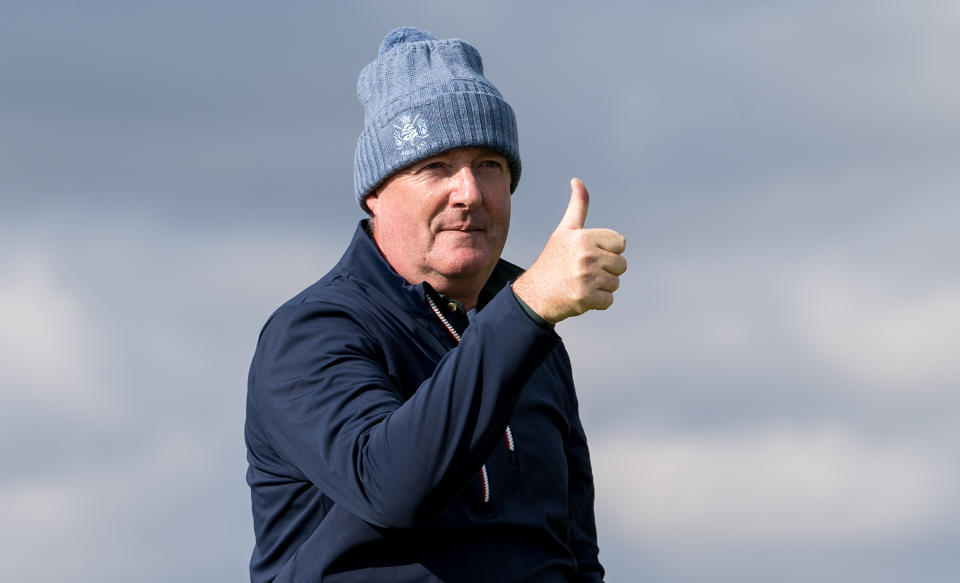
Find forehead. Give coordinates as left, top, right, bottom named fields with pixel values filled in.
left=368, top=146, right=510, bottom=207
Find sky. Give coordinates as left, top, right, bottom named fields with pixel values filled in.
left=2, top=1, right=959, bottom=581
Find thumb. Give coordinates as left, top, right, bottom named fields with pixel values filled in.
left=558, top=177, right=589, bottom=230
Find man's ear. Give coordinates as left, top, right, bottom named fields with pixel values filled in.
left=364, top=192, right=379, bottom=215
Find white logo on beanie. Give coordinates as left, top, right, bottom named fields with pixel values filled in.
left=393, top=112, right=430, bottom=154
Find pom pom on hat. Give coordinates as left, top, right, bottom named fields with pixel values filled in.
left=379, top=26, right=437, bottom=54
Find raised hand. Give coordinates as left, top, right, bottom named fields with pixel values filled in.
left=512, top=178, right=627, bottom=324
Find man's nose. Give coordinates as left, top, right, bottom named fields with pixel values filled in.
left=449, top=166, right=482, bottom=208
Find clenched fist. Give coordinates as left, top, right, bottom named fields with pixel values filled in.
left=512, top=178, right=627, bottom=324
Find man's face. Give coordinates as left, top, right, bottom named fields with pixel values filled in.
left=365, top=147, right=512, bottom=299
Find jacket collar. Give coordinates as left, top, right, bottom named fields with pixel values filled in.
left=336, top=220, right=523, bottom=315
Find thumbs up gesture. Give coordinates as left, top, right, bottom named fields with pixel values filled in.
left=512, top=178, right=627, bottom=324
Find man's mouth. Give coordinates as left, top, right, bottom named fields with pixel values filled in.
left=441, top=224, right=484, bottom=232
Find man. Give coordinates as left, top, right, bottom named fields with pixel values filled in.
left=245, top=26, right=626, bottom=583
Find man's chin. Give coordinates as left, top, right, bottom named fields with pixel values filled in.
left=434, top=251, right=497, bottom=280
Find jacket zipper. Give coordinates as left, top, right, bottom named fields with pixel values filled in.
left=426, top=294, right=514, bottom=504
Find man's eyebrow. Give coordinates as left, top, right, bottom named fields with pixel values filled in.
left=410, top=158, right=438, bottom=170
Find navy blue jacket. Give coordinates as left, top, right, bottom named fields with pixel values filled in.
left=245, top=221, right=603, bottom=582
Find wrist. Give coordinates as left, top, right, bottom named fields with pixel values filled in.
left=511, top=275, right=561, bottom=324
left=510, top=283, right=554, bottom=329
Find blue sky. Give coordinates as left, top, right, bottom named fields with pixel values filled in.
left=2, top=1, right=959, bottom=581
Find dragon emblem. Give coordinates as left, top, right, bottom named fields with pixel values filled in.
left=392, top=112, right=430, bottom=152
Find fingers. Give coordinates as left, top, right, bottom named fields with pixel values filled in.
left=593, top=270, right=621, bottom=293
left=600, top=251, right=628, bottom=277
left=558, top=177, right=590, bottom=231
left=586, top=228, right=627, bottom=254
left=583, top=288, right=616, bottom=311
left=583, top=252, right=624, bottom=292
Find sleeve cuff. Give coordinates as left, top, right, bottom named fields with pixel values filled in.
left=510, top=284, right=555, bottom=330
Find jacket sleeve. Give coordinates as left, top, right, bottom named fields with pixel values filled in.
left=247, top=286, right=560, bottom=529
left=559, top=350, right=605, bottom=582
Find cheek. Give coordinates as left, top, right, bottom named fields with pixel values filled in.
left=490, top=192, right=511, bottom=228
left=381, top=196, right=413, bottom=227
left=385, top=200, right=438, bottom=248
left=489, top=178, right=512, bottom=222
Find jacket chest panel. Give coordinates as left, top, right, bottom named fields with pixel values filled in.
left=374, top=314, right=453, bottom=399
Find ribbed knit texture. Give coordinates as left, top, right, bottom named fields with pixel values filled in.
left=354, top=26, right=521, bottom=211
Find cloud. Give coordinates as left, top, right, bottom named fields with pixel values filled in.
left=592, top=425, right=956, bottom=547
left=0, top=426, right=249, bottom=582
left=789, top=273, right=960, bottom=390
left=0, top=250, right=116, bottom=421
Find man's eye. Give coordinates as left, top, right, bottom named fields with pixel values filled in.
left=479, top=160, right=504, bottom=170
left=423, top=161, right=446, bottom=171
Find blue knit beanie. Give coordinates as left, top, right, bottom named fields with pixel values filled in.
left=354, top=26, right=521, bottom=212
